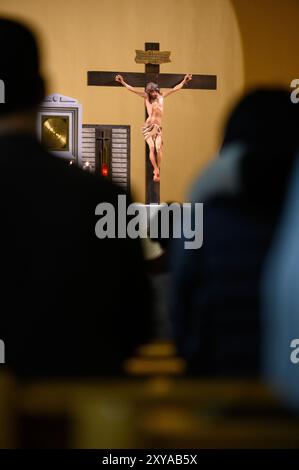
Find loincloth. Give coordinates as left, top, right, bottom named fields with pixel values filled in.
left=141, top=123, right=162, bottom=141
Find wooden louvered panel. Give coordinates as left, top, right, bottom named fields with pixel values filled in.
left=112, top=164, right=127, bottom=169
left=82, top=128, right=96, bottom=171
left=111, top=128, right=128, bottom=190
left=82, top=125, right=130, bottom=192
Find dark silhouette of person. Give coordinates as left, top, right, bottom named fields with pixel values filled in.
left=262, top=157, right=299, bottom=413
left=0, top=18, right=151, bottom=379
left=170, top=89, right=299, bottom=377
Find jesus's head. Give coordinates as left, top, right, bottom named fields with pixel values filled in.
left=145, top=82, right=161, bottom=102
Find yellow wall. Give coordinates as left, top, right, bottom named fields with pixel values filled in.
left=0, top=0, right=298, bottom=202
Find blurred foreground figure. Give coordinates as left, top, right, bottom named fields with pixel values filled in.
left=0, top=18, right=150, bottom=379
left=171, top=89, right=299, bottom=376
left=263, top=157, right=299, bottom=411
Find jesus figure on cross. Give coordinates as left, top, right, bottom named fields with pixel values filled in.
left=115, top=73, right=192, bottom=182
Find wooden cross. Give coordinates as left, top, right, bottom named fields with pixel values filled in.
left=88, top=42, right=217, bottom=204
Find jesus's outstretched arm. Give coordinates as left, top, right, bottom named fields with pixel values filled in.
left=115, top=74, right=146, bottom=98
left=162, top=73, right=192, bottom=98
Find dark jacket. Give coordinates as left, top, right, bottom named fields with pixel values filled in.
left=171, top=195, right=276, bottom=377
left=0, top=133, right=150, bottom=379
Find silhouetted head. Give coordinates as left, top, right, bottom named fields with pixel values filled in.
left=0, top=18, right=45, bottom=117
left=222, top=89, right=299, bottom=152
left=222, top=88, right=299, bottom=214
left=145, top=82, right=161, bottom=102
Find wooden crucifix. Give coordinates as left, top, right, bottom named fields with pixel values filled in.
left=88, top=42, right=217, bottom=204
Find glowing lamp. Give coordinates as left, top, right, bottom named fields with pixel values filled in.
left=101, top=163, right=109, bottom=177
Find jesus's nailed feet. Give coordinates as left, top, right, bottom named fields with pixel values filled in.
left=153, top=170, right=160, bottom=182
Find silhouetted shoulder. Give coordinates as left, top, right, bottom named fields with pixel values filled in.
left=41, top=144, right=128, bottom=205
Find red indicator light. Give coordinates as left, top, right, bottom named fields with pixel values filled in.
left=101, top=163, right=109, bottom=177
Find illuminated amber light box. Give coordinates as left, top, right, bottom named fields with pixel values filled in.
left=41, top=115, right=70, bottom=151
left=37, top=94, right=82, bottom=164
